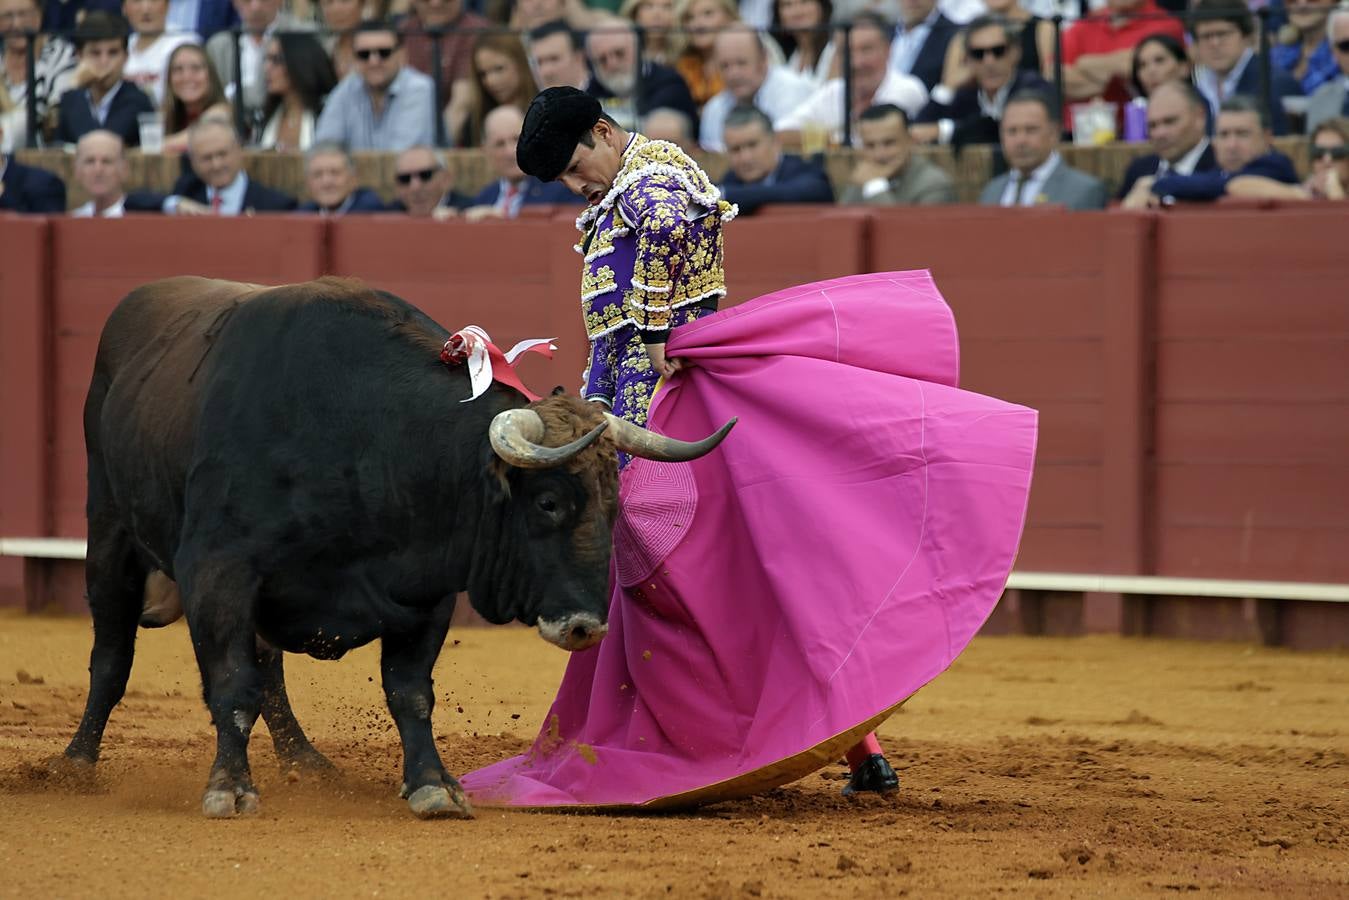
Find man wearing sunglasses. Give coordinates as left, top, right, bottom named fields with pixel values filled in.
left=1304, top=5, right=1349, bottom=134
left=911, top=14, right=1052, bottom=150
left=314, top=19, right=436, bottom=152
left=387, top=144, right=473, bottom=218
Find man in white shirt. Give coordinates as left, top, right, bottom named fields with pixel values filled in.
left=978, top=90, right=1107, bottom=209
left=71, top=129, right=129, bottom=217
left=699, top=24, right=815, bottom=152
left=775, top=11, right=928, bottom=146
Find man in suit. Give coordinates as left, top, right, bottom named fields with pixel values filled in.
left=0, top=121, right=67, bottom=212
left=1304, top=7, right=1349, bottom=134
left=54, top=11, right=155, bottom=147
left=527, top=19, right=593, bottom=91
left=1190, top=0, right=1304, bottom=136
left=143, top=116, right=294, bottom=214
left=911, top=15, right=1052, bottom=150
left=979, top=90, right=1107, bottom=210
left=584, top=16, right=698, bottom=132
left=840, top=103, right=954, bottom=205
left=1147, top=96, right=1300, bottom=204
left=70, top=129, right=130, bottom=216
left=463, top=105, right=577, bottom=221
left=387, top=145, right=474, bottom=219
left=297, top=143, right=384, bottom=215
left=889, top=0, right=959, bottom=93
left=718, top=105, right=833, bottom=215
left=1117, top=81, right=1218, bottom=205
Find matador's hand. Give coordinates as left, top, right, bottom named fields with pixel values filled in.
left=645, top=343, right=683, bottom=379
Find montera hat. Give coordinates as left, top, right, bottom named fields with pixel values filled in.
left=517, top=87, right=604, bottom=182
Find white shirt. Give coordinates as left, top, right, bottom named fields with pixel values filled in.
left=786, top=41, right=836, bottom=86
left=1195, top=49, right=1254, bottom=119
left=124, top=31, right=200, bottom=106
left=999, top=151, right=1061, bottom=206
left=1156, top=137, right=1211, bottom=178
left=700, top=66, right=818, bottom=151
left=206, top=171, right=249, bottom=215
left=72, top=196, right=126, bottom=217
left=775, top=69, right=929, bottom=145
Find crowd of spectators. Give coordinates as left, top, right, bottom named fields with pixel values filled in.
left=2, top=0, right=1347, bottom=214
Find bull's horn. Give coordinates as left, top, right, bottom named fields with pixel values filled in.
left=490, top=408, right=608, bottom=469
left=603, top=413, right=737, bottom=462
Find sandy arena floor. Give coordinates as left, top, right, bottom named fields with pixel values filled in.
left=1, top=610, right=1346, bottom=899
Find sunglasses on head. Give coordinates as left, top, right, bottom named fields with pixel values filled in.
left=1312, top=145, right=1348, bottom=160
left=355, top=46, right=396, bottom=61
left=396, top=168, right=439, bottom=185
left=968, top=43, right=1008, bottom=61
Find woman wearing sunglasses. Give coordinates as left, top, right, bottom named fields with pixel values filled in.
left=1224, top=117, right=1348, bottom=201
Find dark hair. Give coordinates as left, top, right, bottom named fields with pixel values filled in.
left=769, top=0, right=833, bottom=66
left=73, top=10, right=130, bottom=51
left=859, top=102, right=908, bottom=129
left=353, top=18, right=401, bottom=45
left=962, top=14, right=1019, bottom=54
left=724, top=104, right=774, bottom=134
left=262, top=32, right=338, bottom=126
left=163, top=42, right=229, bottom=135
left=848, top=10, right=894, bottom=41
left=1188, top=0, right=1254, bottom=38
left=1130, top=33, right=1188, bottom=98
left=462, top=31, right=539, bottom=147
left=574, top=112, right=621, bottom=147
left=1005, top=88, right=1060, bottom=125
left=528, top=18, right=584, bottom=52
left=1218, top=94, right=1268, bottom=129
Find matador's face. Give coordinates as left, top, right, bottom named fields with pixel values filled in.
left=559, top=121, right=626, bottom=206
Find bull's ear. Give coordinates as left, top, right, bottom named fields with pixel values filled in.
left=551, top=385, right=566, bottom=396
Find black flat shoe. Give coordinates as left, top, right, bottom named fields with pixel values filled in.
left=842, top=754, right=899, bottom=796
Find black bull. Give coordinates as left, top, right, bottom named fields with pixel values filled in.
left=60, top=276, right=733, bottom=819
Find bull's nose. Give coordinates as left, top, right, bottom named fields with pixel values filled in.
left=537, top=614, right=608, bottom=651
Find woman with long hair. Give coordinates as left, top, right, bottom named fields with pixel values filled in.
left=453, top=31, right=537, bottom=148
left=161, top=42, right=231, bottom=153
left=620, top=0, right=682, bottom=66
left=771, top=0, right=834, bottom=84
left=258, top=32, right=337, bottom=151
left=673, top=0, right=739, bottom=109
left=1129, top=33, right=1190, bottom=100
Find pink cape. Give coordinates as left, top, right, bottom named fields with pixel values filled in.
left=460, top=271, right=1038, bottom=809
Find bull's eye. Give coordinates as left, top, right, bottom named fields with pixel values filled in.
left=537, top=495, right=558, bottom=514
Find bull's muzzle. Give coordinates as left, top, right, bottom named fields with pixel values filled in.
left=537, top=614, right=608, bottom=651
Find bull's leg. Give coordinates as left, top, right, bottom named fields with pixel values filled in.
left=179, top=558, right=264, bottom=818
left=256, top=641, right=335, bottom=774
left=63, top=526, right=145, bottom=768
left=380, top=597, right=471, bottom=820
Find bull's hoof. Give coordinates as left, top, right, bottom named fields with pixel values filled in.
left=202, top=787, right=261, bottom=819
left=23, top=753, right=98, bottom=791
left=407, top=784, right=473, bottom=820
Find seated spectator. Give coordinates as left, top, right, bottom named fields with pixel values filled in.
left=298, top=142, right=383, bottom=214
left=161, top=42, right=232, bottom=153
left=1301, top=117, right=1349, bottom=200
left=717, top=104, right=833, bottom=213
left=912, top=15, right=1051, bottom=149
left=1190, top=0, right=1303, bottom=136
left=122, top=0, right=199, bottom=106
left=699, top=23, right=814, bottom=151
left=1130, top=34, right=1190, bottom=102
left=938, top=0, right=1055, bottom=89
left=642, top=106, right=698, bottom=151
left=1117, top=80, right=1217, bottom=205
left=770, top=0, right=836, bottom=85
left=55, top=12, right=156, bottom=147
left=1148, top=96, right=1299, bottom=204
left=1272, top=0, right=1338, bottom=97
left=160, top=0, right=238, bottom=42
left=71, top=128, right=129, bottom=216
left=1, top=0, right=78, bottom=146
left=776, top=12, right=928, bottom=146
left=0, top=118, right=66, bottom=211
left=888, top=0, right=960, bottom=93
left=978, top=90, right=1106, bottom=209
left=142, top=115, right=297, bottom=214
left=387, top=143, right=473, bottom=217
left=526, top=19, right=593, bottom=91
left=585, top=15, right=698, bottom=131
left=839, top=103, right=954, bottom=205
left=319, top=0, right=363, bottom=80
left=402, top=0, right=490, bottom=143
left=463, top=105, right=577, bottom=220
left=456, top=32, right=538, bottom=148
left=1304, top=6, right=1349, bottom=134
left=1059, top=0, right=1186, bottom=114
left=258, top=32, right=337, bottom=151
left=206, top=0, right=312, bottom=123
left=621, top=0, right=681, bottom=67
left=674, top=0, right=739, bottom=109
left=315, top=20, right=436, bottom=152
left=513, top=0, right=602, bottom=31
